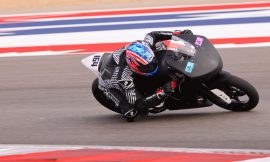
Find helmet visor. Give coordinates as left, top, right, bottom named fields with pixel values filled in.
left=137, top=58, right=158, bottom=73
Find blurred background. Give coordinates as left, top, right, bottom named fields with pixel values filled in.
left=0, top=0, right=259, bottom=14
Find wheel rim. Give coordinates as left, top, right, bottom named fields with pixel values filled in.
left=222, top=85, right=252, bottom=108
left=227, top=86, right=249, bottom=103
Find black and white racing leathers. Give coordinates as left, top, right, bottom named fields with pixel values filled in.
left=98, top=31, right=173, bottom=115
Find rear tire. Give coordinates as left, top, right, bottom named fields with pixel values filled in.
left=92, top=78, right=121, bottom=113
left=210, top=75, right=259, bottom=111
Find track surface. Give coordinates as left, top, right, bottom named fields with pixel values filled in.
left=0, top=47, right=269, bottom=150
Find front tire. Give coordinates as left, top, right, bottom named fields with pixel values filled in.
left=92, top=78, right=121, bottom=113
left=209, top=75, right=259, bottom=111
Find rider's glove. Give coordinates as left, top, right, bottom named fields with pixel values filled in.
left=173, top=29, right=193, bottom=35
left=181, top=29, right=193, bottom=35
left=135, top=81, right=177, bottom=109
left=172, top=30, right=182, bottom=35
left=162, top=81, right=177, bottom=94
left=156, top=81, right=177, bottom=99
left=155, top=88, right=166, bottom=100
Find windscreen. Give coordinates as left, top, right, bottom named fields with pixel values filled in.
left=162, top=36, right=196, bottom=58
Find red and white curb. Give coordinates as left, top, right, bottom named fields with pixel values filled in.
left=0, top=145, right=270, bottom=162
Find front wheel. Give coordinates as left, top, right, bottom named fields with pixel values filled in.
left=92, top=78, right=121, bottom=113
left=208, top=75, right=259, bottom=111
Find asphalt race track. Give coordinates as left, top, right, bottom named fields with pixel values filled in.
left=0, top=47, right=269, bottom=150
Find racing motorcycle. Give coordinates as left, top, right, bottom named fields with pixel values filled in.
left=81, top=34, right=259, bottom=120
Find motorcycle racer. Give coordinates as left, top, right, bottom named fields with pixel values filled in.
left=97, top=30, right=193, bottom=122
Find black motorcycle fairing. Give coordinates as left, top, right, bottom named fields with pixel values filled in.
left=205, top=70, right=232, bottom=89
left=165, top=35, right=223, bottom=82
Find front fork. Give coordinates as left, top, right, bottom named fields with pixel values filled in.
left=199, top=71, right=232, bottom=105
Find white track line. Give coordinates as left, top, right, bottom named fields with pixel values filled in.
left=238, top=157, right=270, bottom=162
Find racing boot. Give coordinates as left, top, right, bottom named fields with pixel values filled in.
left=123, top=108, right=138, bottom=122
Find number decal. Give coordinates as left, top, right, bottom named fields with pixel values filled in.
left=195, top=37, right=204, bottom=46
left=185, top=61, right=195, bottom=73
left=91, top=55, right=101, bottom=67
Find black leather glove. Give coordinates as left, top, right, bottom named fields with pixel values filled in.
left=161, top=81, right=177, bottom=94
left=135, top=81, right=177, bottom=110
left=181, top=29, right=193, bottom=35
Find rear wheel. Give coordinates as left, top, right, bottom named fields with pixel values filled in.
left=92, top=78, right=121, bottom=113
left=209, top=75, right=259, bottom=111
